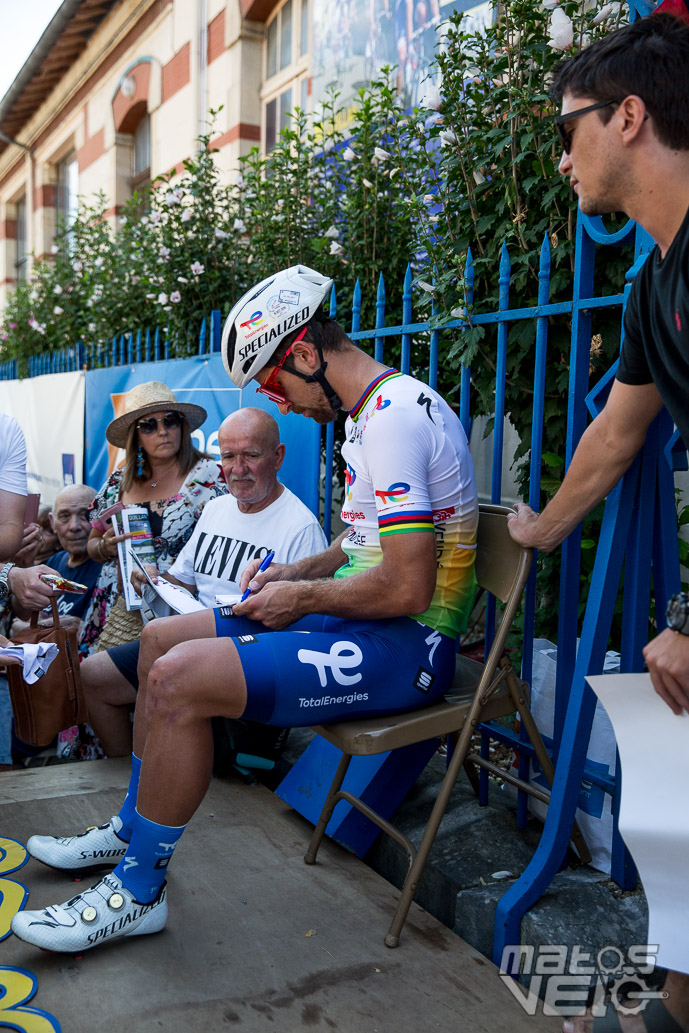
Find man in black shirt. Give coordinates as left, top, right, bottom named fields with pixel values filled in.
left=507, top=13, right=689, bottom=1033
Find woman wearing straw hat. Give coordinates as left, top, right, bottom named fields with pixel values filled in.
left=80, top=381, right=225, bottom=653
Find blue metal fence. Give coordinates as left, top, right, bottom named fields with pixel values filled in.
left=0, top=210, right=681, bottom=955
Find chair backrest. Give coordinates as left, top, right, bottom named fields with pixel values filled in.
left=475, top=504, right=531, bottom=604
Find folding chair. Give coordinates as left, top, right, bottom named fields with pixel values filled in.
left=304, top=504, right=590, bottom=947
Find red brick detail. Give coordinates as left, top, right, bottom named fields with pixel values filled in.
left=34, top=184, right=56, bottom=211
left=113, top=61, right=152, bottom=133
left=211, top=123, right=261, bottom=149
left=162, top=42, right=190, bottom=103
left=78, top=127, right=105, bottom=172
left=1, top=219, right=17, bottom=241
left=207, top=10, right=225, bottom=64
left=102, top=206, right=125, bottom=219
left=0, top=277, right=18, bottom=286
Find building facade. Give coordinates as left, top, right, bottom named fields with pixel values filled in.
left=0, top=0, right=314, bottom=307
left=0, top=0, right=484, bottom=310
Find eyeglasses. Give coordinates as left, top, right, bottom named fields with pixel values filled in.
left=256, top=326, right=309, bottom=404
left=136, top=411, right=183, bottom=434
left=554, top=99, right=619, bottom=154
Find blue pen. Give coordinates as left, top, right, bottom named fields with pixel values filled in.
left=240, top=551, right=275, bottom=602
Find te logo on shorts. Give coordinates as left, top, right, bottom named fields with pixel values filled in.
left=298, top=641, right=363, bottom=688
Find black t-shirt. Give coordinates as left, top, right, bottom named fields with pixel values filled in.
left=617, top=204, right=689, bottom=448
left=45, top=551, right=100, bottom=620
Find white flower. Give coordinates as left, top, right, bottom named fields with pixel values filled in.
left=53, top=284, right=63, bottom=295
left=159, top=246, right=171, bottom=260
left=72, top=260, right=83, bottom=272
left=541, top=0, right=558, bottom=7
left=177, top=276, right=189, bottom=283
left=325, top=225, right=339, bottom=238
left=181, top=208, right=193, bottom=223
left=439, top=129, right=457, bottom=147
left=157, top=292, right=168, bottom=305
left=50, top=244, right=59, bottom=255
left=30, top=290, right=38, bottom=302
left=343, top=146, right=356, bottom=161
left=421, top=84, right=442, bottom=110
left=424, top=194, right=436, bottom=203
left=324, top=138, right=335, bottom=152
left=473, top=170, right=486, bottom=185
left=165, top=191, right=180, bottom=205
left=145, top=293, right=155, bottom=300
left=53, top=305, right=64, bottom=315
left=362, top=178, right=373, bottom=189
left=373, top=146, right=390, bottom=161
left=149, top=210, right=162, bottom=224
left=592, top=1, right=620, bottom=23
left=417, top=280, right=435, bottom=293
left=235, top=174, right=244, bottom=188
left=88, top=323, right=96, bottom=332
left=191, top=261, right=205, bottom=276
left=141, top=215, right=149, bottom=225
left=215, top=227, right=230, bottom=239
left=119, top=215, right=128, bottom=225
left=170, top=291, right=182, bottom=303
left=94, top=256, right=104, bottom=268
left=329, top=241, right=344, bottom=255
left=233, top=219, right=246, bottom=234
left=389, top=167, right=400, bottom=179
left=548, top=8, right=574, bottom=49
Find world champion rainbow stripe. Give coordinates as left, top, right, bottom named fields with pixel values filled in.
left=378, top=510, right=435, bottom=537
left=349, top=369, right=404, bottom=421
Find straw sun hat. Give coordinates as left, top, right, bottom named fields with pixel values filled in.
left=105, top=381, right=207, bottom=448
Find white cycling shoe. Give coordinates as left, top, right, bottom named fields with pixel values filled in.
left=11, top=872, right=167, bottom=953
left=27, top=816, right=128, bottom=873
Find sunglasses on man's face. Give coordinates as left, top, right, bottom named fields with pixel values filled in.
left=136, top=411, right=183, bottom=434
left=553, top=99, right=619, bottom=154
left=255, top=326, right=310, bottom=404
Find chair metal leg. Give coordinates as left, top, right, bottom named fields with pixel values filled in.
left=304, top=750, right=353, bottom=865
left=384, top=716, right=477, bottom=947
left=505, top=662, right=592, bottom=865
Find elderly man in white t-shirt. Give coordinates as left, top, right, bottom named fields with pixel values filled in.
left=82, top=407, right=326, bottom=755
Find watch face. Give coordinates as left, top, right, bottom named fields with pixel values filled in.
left=666, top=593, right=689, bottom=634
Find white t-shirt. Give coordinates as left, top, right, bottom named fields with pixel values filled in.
left=168, top=486, right=327, bottom=607
left=0, top=413, right=28, bottom=496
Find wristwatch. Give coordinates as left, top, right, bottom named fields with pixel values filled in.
left=666, top=592, right=689, bottom=636
left=0, top=562, right=15, bottom=602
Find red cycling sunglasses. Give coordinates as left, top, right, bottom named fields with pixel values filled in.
left=256, top=326, right=309, bottom=403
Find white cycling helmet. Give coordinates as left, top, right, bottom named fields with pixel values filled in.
left=222, top=265, right=333, bottom=388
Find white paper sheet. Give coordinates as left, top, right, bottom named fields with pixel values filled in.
left=586, top=672, right=689, bottom=974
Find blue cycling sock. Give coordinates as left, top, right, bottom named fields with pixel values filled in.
left=115, top=753, right=142, bottom=841
left=113, top=808, right=186, bottom=904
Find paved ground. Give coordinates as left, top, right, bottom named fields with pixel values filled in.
left=0, top=759, right=562, bottom=1033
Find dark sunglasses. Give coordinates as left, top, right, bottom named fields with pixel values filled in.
left=256, top=326, right=310, bottom=404
left=553, top=99, right=619, bottom=154
left=137, top=411, right=183, bottom=434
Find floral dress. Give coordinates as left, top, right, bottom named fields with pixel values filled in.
left=80, top=458, right=225, bottom=652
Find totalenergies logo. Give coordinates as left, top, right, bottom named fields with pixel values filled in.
left=240, top=311, right=263, bottom=330
left=344, top=464, right=357, bottom=501
left=375, top=481, right=410, bottom=504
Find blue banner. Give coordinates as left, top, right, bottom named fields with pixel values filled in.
left=83, top=354, right=321, bottom=517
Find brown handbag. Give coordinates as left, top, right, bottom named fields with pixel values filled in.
left=7, top=598, right=87, bottom=746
